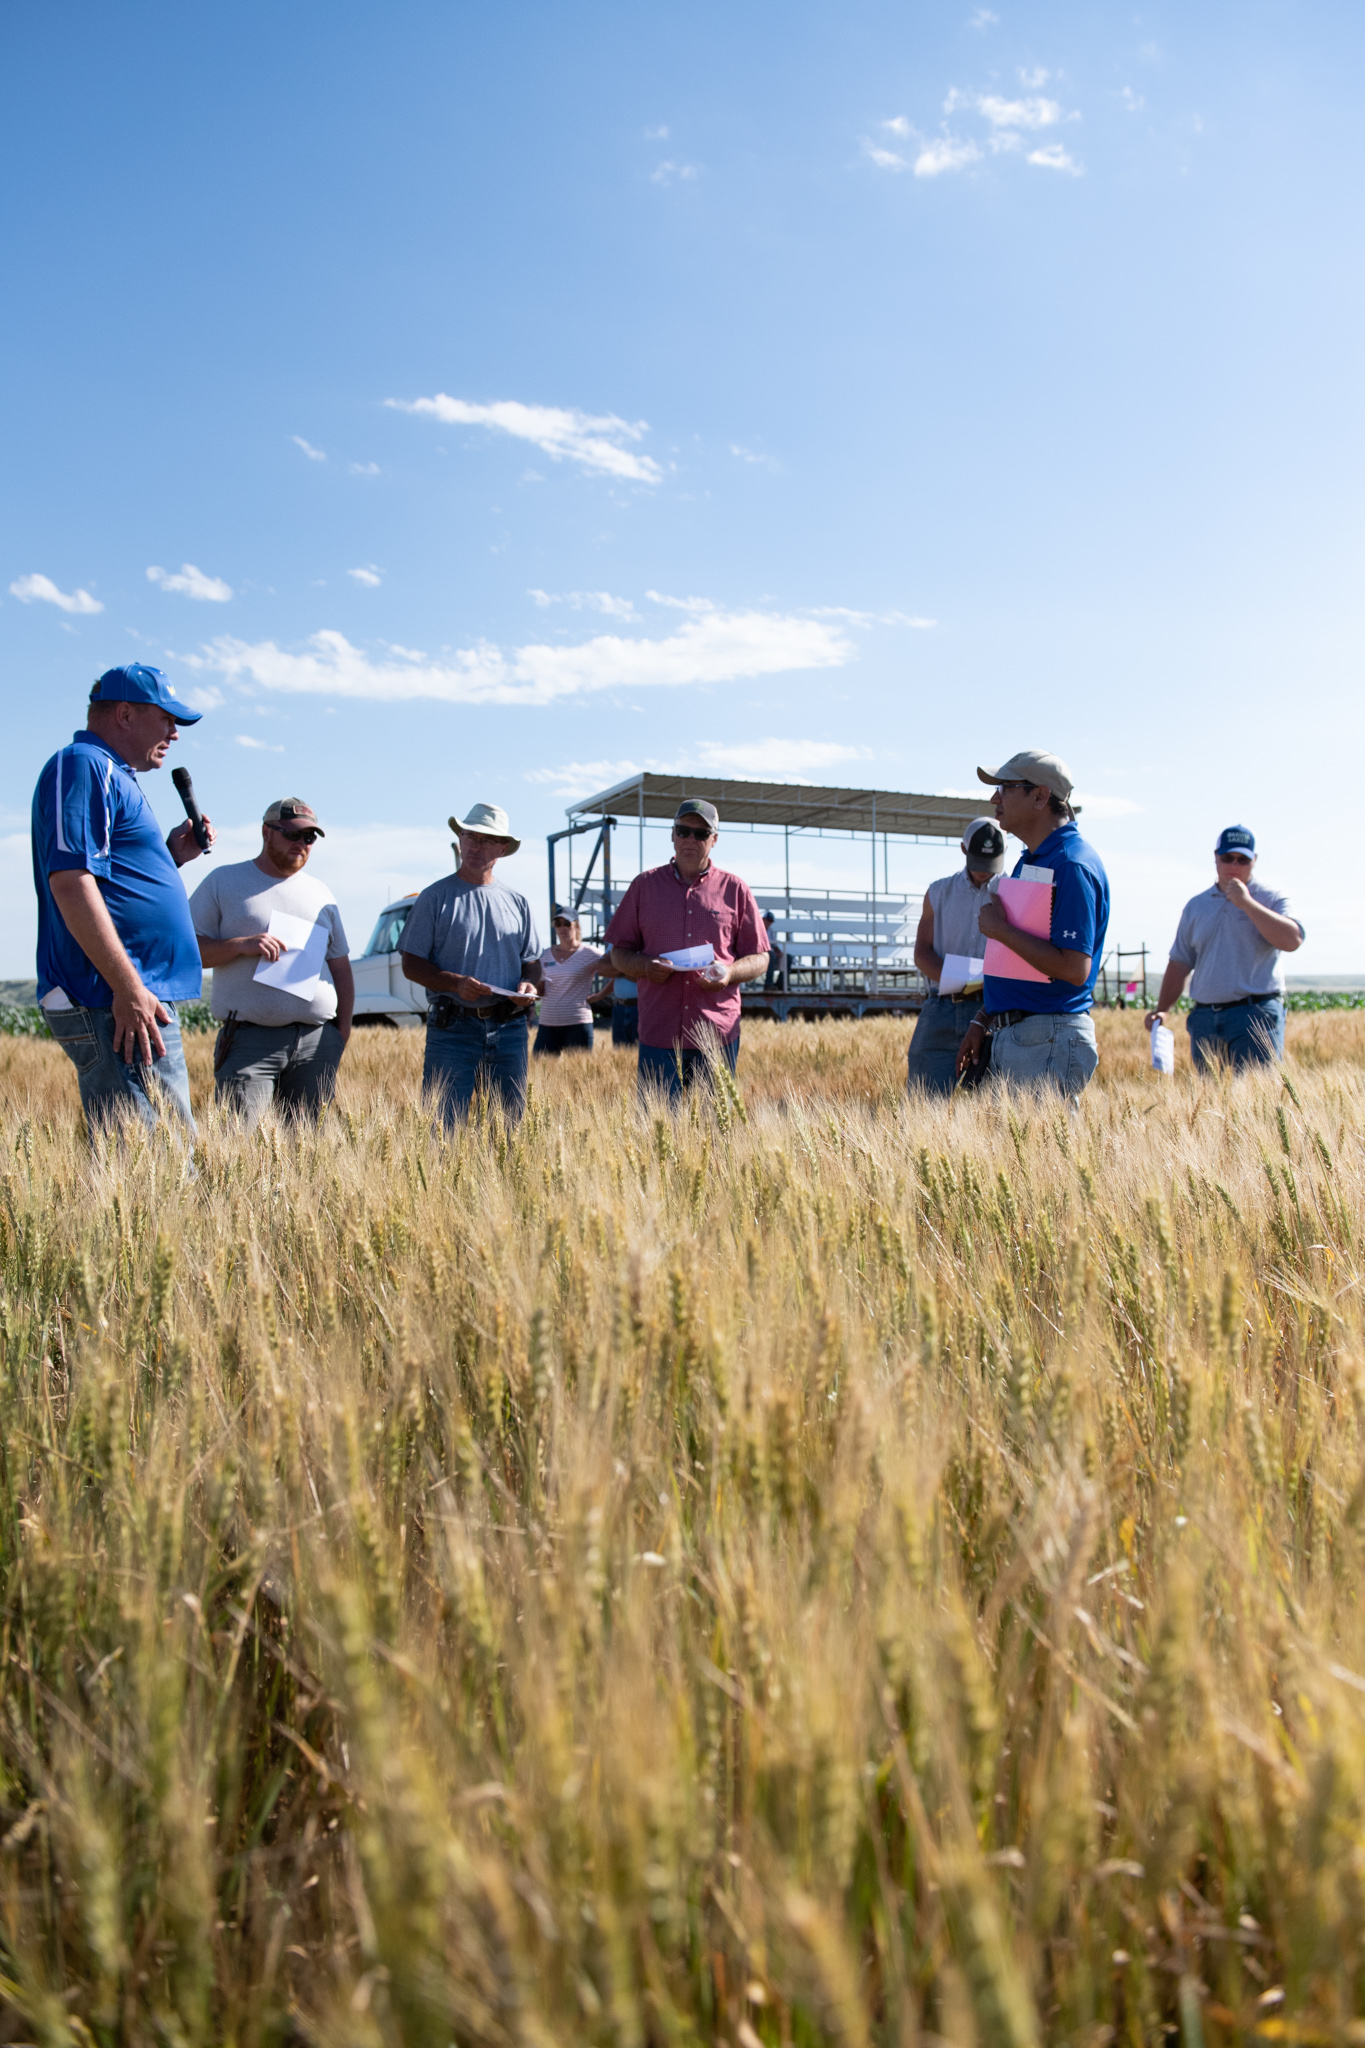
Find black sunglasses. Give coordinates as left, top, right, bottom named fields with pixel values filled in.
left=673, top=823, right=713, bottom=841
left=273, top=825, right=320, bottom=844
left=994, top=779, right=1037, bottom=794
left=1217, top=852, right=1253, bottom=865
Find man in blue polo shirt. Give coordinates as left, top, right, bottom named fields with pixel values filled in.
left=32, top=663, right=216, bottom=1133
left=954, top=749, right=1110, bottom=1097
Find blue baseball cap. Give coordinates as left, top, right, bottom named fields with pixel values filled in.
left=1215, top=824, right=1256, bottom=859
left=90, top=662, right=202, bottom=724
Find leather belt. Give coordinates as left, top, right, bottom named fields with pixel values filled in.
left=987, top=1007, right=1039, bottom=1031
left=1192, top=996, right=1279, bottom=1013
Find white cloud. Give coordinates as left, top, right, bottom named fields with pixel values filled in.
left=189, top=607, right=854, bottom=709
left=350, top=461, right=380, bottom=476
left=1118, top=86, right=1145, bottom=112
left=9, top=572, right=103, bottom=615
left=1027, top=142, right=1083, bottom=173
left=184, top=683, right=224, bottom=712
left=524, top=738, right=873, bottom=797
left=864, top=141, right=913, bottom=171
left=808, top=605, right=936, bottom=628
left=524, top=758, right=645, bottom=794
left=348, top=565, right=383, bottom=587
left=914, top=135, right=982, bottom=177
left=235, top=734, right=284, bottom=752
left=528, top=588, right=638, bottom=619
left=385, top=394, right=662, bottom=485
left=1073, top=793, right=1141, bottom=818
left=146, top=562, right=233, bottom=602
left=292, top=436, right=326, bottom=462
left=882, top=116, right=912, bottom=137
left=969, top=8, right=998, bottom=28
left=644, top=125, right=669, bottom=140
left=949, top=88, right=1063, bottom=129
left=645, top=590, right=715, bottom=612
left=1019, top=66, right=1050, bottom=89
left=730, top=443, right=779, bottom=469
left=650, top=160, right=698, bottom=184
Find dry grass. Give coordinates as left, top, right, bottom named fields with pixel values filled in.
left=0, top=1012, right=1363, bottom=2045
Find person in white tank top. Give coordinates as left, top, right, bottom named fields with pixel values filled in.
left=906, top=817, right=1006, bottom=1097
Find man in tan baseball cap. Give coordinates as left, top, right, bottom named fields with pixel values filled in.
left=952, top=747, right=1110, bottom=1097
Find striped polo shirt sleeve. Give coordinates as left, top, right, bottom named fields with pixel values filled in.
left=46, top=744, right=118, bottom=878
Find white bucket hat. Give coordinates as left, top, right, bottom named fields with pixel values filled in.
left=448, top=801, right=520, bottom=853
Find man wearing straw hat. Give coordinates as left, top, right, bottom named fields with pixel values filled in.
left=400, top=802, right=543, bottom=1125
left=906, top=815, right=1006, bottom=1096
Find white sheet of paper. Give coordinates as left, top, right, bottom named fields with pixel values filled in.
left=1150, top=1022, right=1175, bottom=1073
left=661, top=943, right=715, bottom=969
left=939, top=952, right=987, bottom=996
left=480, top=984, right=527, bottom=1000
left=1019, top=864, right=1055, bottom=884
left=252, top=910, right=330, bottom=998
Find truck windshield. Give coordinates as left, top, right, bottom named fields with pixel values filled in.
left=363, top=906, right=413, bottom=958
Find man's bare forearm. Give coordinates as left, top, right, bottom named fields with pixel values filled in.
left=914, top=944, right=945, bottom=982
left=400, top=952, right=461, bottom=993
left=330, top=956, right=355, bottom=1034
left=49, top=872, right=142, bottom=994
left=728, top=952, right=768, bottom=986
left=1241, top=903, right=1303, bottom=950
left=521, top=960, right=546, bottom=995
left=610, top=947, right=653, bottom=978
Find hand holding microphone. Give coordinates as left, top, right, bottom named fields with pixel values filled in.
left=170, top=766, right=214, bottom=864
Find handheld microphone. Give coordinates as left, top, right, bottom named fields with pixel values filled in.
left=171, top=767, right=212, bottom=853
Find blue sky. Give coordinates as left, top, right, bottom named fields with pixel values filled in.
left=3, top=0, right=1362, bottom=971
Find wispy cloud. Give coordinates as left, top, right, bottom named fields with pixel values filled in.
left=529, top=589, right=639, bottom=619
left=1073, top=793, right=1141, bottom=818
left=650, top=160, right=698, bottom=184
left=348, top=565, right=383, bottom=588
left=644, top=124, right=669, bottom=140
left=645, top=590, right=715, bottom=613
left=350, top=461, right=380, bottom=476
left=864, top=121, right=982, bottom=176
left=189, top=608, right=854, bottom=709
left=809, top=605, right=936, bottom=628
left=235, top=734, right=284, bottom=752
left=9, top=572, right=103, bottom=615
left=947, top=88, right=1063, bottom=129
left=524, top=759, right=645, bottom=794
left=968, top=8, right=998, bottom=28
left=292, top=436, right=326, bottom=462
left=1027, top=142, right=1082, bottom=173
left=147, top=562, right=233, bottom=602
left=1118, top=86, right=1145, bottom=112
left=730, top=443, right=780, bottom=470
left=386, top=394, right=662, bottom=484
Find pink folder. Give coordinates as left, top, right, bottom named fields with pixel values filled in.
left=983, top=875, right=1053, bottom=985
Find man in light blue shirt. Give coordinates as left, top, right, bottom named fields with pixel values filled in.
left=1145, top=825, right=1303, bottom=1070
left=32, top=664, right=215, bottom=1133
left=400, top=801, right=543, bottom=1125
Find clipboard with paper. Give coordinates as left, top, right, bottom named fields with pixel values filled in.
left=982, top=865, right=1054, bottom=985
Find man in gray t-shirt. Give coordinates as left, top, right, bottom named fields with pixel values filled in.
left=189, top=797, right=353, bottom=1124
left=400, top=800, right=544, bottom=1126
left=1146, top=824, right=1304, bottom=1071
left=906, top=816, right=1006, bottom=1096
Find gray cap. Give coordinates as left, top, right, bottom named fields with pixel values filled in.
left=977, top=750, right=1075, bottom=802
left=961, top=816, right=1006, bottom=873
left=263, top=798, right=325, bottom=835
left=675, top=797, right=719, bottom=830
left=449, top=800, right=520, bottom=853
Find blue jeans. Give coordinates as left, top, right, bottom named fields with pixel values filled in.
left=611, top=1001, right=639, bottom=1047
left=638, top=1034, right=739, bottom=1105
left=533, top=1022, right=594, bottom=1056
left=423, top=1013, right=529, bottom=1127
left=1187, top=997, right=1285, bottom=1072
left=45, top=1001, right=195, bottom=1136
left=907, top=993, right=982, bottom=1098
left=990, top=1011, right=1098, bottom=1098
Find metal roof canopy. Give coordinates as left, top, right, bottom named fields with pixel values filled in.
left=568, top=773, right=984, bottom=842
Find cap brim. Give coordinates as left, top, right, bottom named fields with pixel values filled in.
left=976, top=766, right=1002, bottom=786
left=163, top=697, right=202, bottom=723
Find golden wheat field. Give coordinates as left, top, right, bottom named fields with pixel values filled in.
left=0, top=1010, right=1364, bottom=2048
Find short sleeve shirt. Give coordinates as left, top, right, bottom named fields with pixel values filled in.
left=604, top=861, right=768, bottom=1048
left=1170, top=881, right=1303, bottom=1004
left=189, top=859, right=350, bottom=1025
left=401, top=875, right=540, bottom=1004
left=31, top=731, right=203, bottom=1008
left=983, top=822, right=1111, bottom=1017
left=538, top=944, right=607, bottom=1027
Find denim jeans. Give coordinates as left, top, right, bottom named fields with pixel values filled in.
left=423, top=1013, right=529, bottom=1127
left=533, top=1021, right=594, bottom=1056
left=637, top=1034, right=739, bottom=1105
left=45, top=1001, right=195, bottom=1136
left=990, top=1010, right=1098, bottom=1098
left=610, top=1001, right=639, bottom=1047
left=907, top=993, right=982, bottom=1098
left=1187, top=997, right=1285, bottom=1073
left=214, top=1019, right=345, bottom=1127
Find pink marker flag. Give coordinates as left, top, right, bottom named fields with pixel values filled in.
left=983, top=875, right=1053, bottom=985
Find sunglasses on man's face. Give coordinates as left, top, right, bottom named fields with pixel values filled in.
left=1217, top=852, right=1252, bottom=866
left=673, top=824, right=713, bottom=842
left=994, top=780, right=1038, bottom=795
left=274, top=826, right=320, bottom=845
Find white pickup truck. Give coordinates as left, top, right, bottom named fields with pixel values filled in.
left=350, top=894, right=429, bottom=1027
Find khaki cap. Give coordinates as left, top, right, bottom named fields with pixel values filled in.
left=977, top=750, right=1075, bottom=802
left=449, top=800, right=520, bottom=853
left=263, top=798, right=325, bottom=834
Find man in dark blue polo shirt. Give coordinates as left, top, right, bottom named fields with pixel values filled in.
left=954, top=749, right=1110, bottom=1098
left=32, top=664, right=216, bottom=1133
